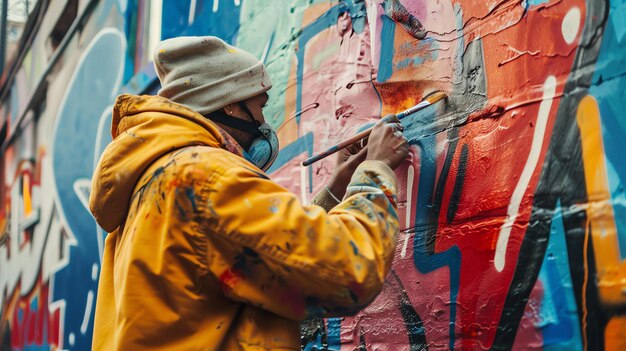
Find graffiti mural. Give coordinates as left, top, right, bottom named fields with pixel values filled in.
left=252, top=0, right=626, bottom=349
left=0, top=0, right=625, bottom=350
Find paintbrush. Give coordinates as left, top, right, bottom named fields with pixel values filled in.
left=301, top=91, right=447, bottom=167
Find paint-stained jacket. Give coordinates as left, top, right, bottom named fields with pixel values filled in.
left=89, top=94, right=400, bottom=350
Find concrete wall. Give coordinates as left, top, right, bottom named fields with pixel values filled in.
left=0, top=0, right=625, bottom=350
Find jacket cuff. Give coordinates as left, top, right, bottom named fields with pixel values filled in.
left=353, top=160, right=397, bottom=191
left=309, top=186, right=341, bottom=212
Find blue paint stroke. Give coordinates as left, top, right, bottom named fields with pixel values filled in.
left=377, top=16, right=396, bottom=83
left=411, top=106, right=460, bottom=351
left=302, top=317, right=342, bottom=351
left=349, top=240, right=359, bottom=255
left=122, top=0, right=138, bottom=84
left=302, top=330, right=324, bottom=351
left=327, top=317, right=342, bottom=350
left=343, top=0, right=367, bottom=33
left=161, top=0, right=242, bottom=44
left=539, top=202, right=582, bottom=351
left=527, top=0, right=550, bottom=6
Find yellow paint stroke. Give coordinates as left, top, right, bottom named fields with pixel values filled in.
left=576, top=94, right=626, bottom=306
left=22, top=173, right=32, bottom=216
left=0, top=217, right=7, bottom=245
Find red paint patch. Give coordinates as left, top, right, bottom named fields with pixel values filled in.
left=219, top=268, right=243, bottom=291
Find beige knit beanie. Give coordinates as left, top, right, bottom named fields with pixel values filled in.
left=154, top=36, right=272, bottom=115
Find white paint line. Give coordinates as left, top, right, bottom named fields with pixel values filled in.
left=234, top=0, right=241, bottom=6
left=189, top=0, right=197, bottom=24
left=368, top=1, right=378, bottom=69
left=48, top=278, right=67, bottom=349
left=261, top=36, right=272, bottom=65
left=300, top=165, right=307, bottom=204
left=562, top=7, right=581, bottom=45
left=494, top=75, right=556, bottom=272
left=80, top=290, right=94, bottom=334
left=148, top=0, right=163, bottom=56
left=73, top=179, right=92, bottom=214
left=92, top=263, right=99, bottom=281
left=401, top=165, right=414, bottom=258
left=212, top=0, right=219, bottom=13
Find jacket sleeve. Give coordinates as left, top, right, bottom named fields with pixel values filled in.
left=201, top=160, right=399, bottom=320
left=309, top=185, right=341, bottom=211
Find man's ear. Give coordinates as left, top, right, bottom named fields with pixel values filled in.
left=222, top=104, right=235, bottom=115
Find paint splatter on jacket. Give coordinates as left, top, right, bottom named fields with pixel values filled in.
left=89, top=94, right=399, bottom=350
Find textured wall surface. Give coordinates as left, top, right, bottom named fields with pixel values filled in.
left=1, top=0, right=625, bottom=350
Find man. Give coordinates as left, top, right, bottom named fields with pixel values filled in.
left=89, top=36, right=408, bottom=350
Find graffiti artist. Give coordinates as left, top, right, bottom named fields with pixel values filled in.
left=88, top=36, right=409, bottom=350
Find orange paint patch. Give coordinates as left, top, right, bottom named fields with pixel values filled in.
left=22, top=173, right=32, bottom=216
left=605, top=316, right=626, bottom=351
left=576, top=95, right=626, bottom=306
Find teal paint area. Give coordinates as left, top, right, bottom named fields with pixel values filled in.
left=538, top=203, right=583, bottom=351
left=527, top=0, right=551, bottom=6
left=395, top=38, right=439, bottom=70
left=377, top=15, right=396, bottom=83
left=161, top=0, right=243, bottom=47
left=590, top=0, right=626, bottom=259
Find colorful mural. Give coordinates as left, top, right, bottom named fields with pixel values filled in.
left=0, top=0, right=625, bottom=350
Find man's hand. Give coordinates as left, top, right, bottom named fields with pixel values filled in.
left=325, top=114, right=409, bottom=200
left=327, top=143, right=368, bottom=200
left=366, top=114, right=409, bottom=169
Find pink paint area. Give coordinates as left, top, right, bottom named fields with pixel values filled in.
left=511, top=280, right=545, bottom=350
left=298, top=11, right=382, bottom=194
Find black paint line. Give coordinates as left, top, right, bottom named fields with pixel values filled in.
left=447, top=143, right=469, bottom=224
left=390, top=270, right=429, bottom=351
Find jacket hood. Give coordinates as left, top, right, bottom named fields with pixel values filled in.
left=89, top=94, right=244, bottom=232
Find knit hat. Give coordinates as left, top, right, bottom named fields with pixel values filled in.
left=154, top=36, right=272, bottom=115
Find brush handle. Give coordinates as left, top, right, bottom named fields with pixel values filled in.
left=301, top=128, right=372, bottom=167
left=301, top=92, right=447, bottom=167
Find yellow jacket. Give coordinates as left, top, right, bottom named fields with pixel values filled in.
left=89, top=94, right=399, bottom=350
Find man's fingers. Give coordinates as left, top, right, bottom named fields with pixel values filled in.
left=393, top=130, right=406, bottom=138
left=381, top=114, right=400, bottom=124
left=352, top=144, right=369, bottom=162
left=346, top=143, right=361, bottom=155
left=358, top=136, right=369, bottom=149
